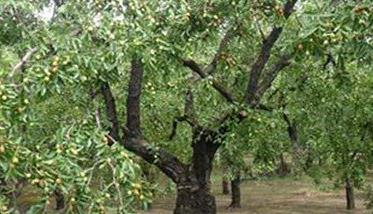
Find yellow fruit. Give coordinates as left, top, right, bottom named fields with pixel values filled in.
left=12, top=157, right=19, bottom=164
left=140, top=195, right=144, bottom=200
left=17, top=107, right=24, bottom=113
left=71, top=197, right=76, bottom=202
left=24, top=99, right=29, bottom=104
left=127, top=190, right=132, bottom=195
left=52, top=61, right=58, bottom=66
left=0, top=145, right=5, bottom=153
left=56, top=178, right=62, bottom=184
left=44, top=76, right=50, bottom=82
left=71, top=148, right=78, bottom=155
left=1, top=95, right=7, bottom=101
left=25, top=173, right=32, bottom=178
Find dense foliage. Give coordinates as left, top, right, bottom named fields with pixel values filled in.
left=0, top=0, right=372, bottom=213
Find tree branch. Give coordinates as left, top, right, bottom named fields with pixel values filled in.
left=126, top=58, right=143, bottom=138
left=100, top=82, right=120, bottom=145
left=169, top=116, right=188, bottom=140
left=169, top=88, right=201, bottom=140
left=245, top=0, right=297, bottom=106
left=123, top=58, right=186, bottom=183
left=8, top=48, right=38, bottom=79
left=256, top=54, right=292, bottom=99
left=182, top=59, right=236, bottom=103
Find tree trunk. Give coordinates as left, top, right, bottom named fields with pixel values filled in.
left=277, top=153, right=290, bottom=176
left=345, top=178, right=355, bottom=210
left=174, top=128, right=220, bottom=214
left=229, top=172, right=241, bottom=208
left=174, top=184, right=216, bottom=214
left=222, top=178, right=229, bottom=195
left=54, top=189, right=65, bottom=210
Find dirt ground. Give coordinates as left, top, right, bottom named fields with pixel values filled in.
left=141, top=177, right=370, bottom=214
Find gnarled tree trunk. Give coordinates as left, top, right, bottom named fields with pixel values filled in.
left=175, top=181, right=216, bottom=214
left=174, top=129, right=220, bottom=214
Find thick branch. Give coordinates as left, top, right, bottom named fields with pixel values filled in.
left=245, top=27, right=283, bottom=106
left=100, top=82, right=120, bottom=145
left=123, top=138, right=186, bottom=183
left=183, top=59, right=236, bottom=103
left=245, top=0, right=297, bottom=106
left=257, top=54, right=292, bottom=99
left=126, top=58, right=143, bottom=138
left=124, top=58, right=186, bottom=183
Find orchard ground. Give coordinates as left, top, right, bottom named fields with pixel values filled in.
left=140, top=176, right=370, bottom=214
left=16, top=175, right=371, bottom=213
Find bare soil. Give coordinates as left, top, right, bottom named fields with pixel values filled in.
left=141, top=177, right=370, bottom=214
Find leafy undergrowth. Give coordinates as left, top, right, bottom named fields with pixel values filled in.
left=140, top=177, right=370, bottom=214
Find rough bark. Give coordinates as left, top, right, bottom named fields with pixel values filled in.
left=174, top=128, right=220, bottom=214
left=123, top=58, right=186, bottom=183
left=174, top=184, right=216, bottom=214
left=345, top=178, right=355, bottom=210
